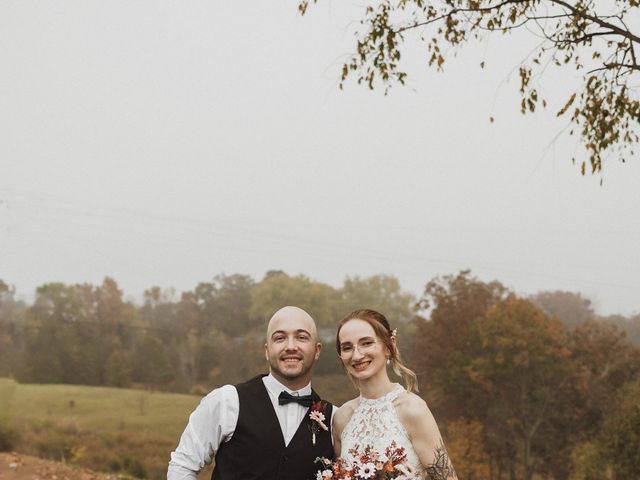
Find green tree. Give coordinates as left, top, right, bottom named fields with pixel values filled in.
left=300, top=0, right=640, bottom=175
left=172, top=291, right=201, bottom=390
left=573, top=378, right=640, bottom=479
left=19, top=279, right=143, bottom=387
left=569, top=320, right=640, bottom=437
left=250, top=272, right=340, bottom=328
left=131, top=333, right=176, bottom=387
left=600, top=380, right=640, bottom=479
left=339, top=274, right=415, bottom=323
left=141, top=286, right=178, bottom=344
left=569, top=441, right=608, bottom=480
left=194, top=274, right=256, bottom=338
left=104, top=346, right=133, bottom=387
left=20, top=283, right=83, bottom=383
left=90, top=278, right=141, bottom=383
left=0, top=280, right=25, bottom=377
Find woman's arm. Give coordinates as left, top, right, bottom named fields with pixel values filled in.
left=331, top=400, right=357, bottom=457
left=398, top=394, right=458, bottom=480
left=331, top=406, right=347, bottom=456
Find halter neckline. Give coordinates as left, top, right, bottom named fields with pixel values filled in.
left=358, top=383, right=404, bottom=405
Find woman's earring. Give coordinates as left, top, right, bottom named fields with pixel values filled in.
left=386, top=357, right=391, bottom=365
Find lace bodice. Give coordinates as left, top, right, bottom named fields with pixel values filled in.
left=340, top=384, right=424, bottom=477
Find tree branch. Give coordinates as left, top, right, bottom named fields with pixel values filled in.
left=548, top=0, right=640, bottom=44
left=395, top=0, right=528, bottom=34
left=393, top=0, right=640, bottom=47
left=563, top=30, right=620, bottom=45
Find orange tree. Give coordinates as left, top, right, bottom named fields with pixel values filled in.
left=412, top=271, right=513, bottom=477
left=467, top=296, right=573, bottom=480
left=412, top=270, right=508, bottom=419
left=413, top=272, right=585, bottom=479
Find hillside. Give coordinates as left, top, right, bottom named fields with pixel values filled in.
left=0, top=378, right=210, bottom=479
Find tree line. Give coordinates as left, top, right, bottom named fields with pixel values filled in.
left=0, top=270, right=639, bottom=479
left=0, top=272, right=416, bottom=392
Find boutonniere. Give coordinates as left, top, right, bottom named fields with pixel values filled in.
left=308, top=400, right=329, bottom=445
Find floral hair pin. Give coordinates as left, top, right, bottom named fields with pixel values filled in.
left=308, top=401, right=329, bottom=445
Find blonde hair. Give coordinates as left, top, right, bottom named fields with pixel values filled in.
left=336, top=309, right=418, bottom=393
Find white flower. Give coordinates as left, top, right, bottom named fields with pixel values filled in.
left=309, top=410, right=329, bottom=430
left=310, top=410, right=325, bottom=422
left=357, top=462, right=377, bottom=479
left=316, top=470, right=333, bottom=480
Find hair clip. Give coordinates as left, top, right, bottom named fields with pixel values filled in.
left=391, top=328, right=398, bottom=337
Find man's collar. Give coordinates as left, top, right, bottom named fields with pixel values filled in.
left=263, top=373, right=312, bottom=397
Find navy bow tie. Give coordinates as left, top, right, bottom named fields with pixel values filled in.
left=278, top=391, right=315, bottom=407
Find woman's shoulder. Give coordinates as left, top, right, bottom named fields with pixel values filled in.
left=394, top=390, right=435, bottom=426
left=335, top=397, right=360, bottom=417
left=332, top=397, right=359, bottom=429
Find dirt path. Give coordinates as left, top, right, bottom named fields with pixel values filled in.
left=0, top=452, right=119, bottom=480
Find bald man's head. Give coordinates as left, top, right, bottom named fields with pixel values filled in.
left=266, top=306, right=317, bottom=341
left=264, top=306, right=321, bottom=390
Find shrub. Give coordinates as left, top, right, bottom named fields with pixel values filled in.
left=122, top=456, right=148, bottom=479
left=36, top=435, right=73, bottom=461
left=0, top=422, right=19, bottom=451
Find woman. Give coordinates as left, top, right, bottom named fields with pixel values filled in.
left=332, top=309, right=458, bottom=480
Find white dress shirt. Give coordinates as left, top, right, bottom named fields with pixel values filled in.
left=167, top=374, right=319, bottom=480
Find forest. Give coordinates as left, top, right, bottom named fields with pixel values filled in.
left=0, top=270, right=639, bottom=479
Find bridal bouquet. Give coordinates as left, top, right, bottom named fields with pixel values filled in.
left=315, top=441, right=418, bottom=479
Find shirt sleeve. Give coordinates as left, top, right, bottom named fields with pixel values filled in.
left=167, top=384, right=239, bottom=480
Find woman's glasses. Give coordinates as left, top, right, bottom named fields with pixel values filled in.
left=339, top=338, right=377, bottom=358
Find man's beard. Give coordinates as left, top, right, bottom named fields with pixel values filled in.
left=269, top=356, right=314, bottom=380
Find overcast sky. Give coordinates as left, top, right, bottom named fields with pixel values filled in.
left=1, top=1, right=638, bottom=316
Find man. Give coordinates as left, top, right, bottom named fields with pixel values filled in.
left=167, top=306, right=334, bottom=480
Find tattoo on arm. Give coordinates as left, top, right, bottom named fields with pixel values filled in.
left=424, top=439, right=458, bottom=480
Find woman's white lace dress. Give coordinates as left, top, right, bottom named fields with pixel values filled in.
left=340, top=383, right=424, bottom=477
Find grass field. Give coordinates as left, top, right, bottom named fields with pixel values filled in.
left=0, top=375, right=353, bottom=479
left=0, top=378, right=208, bottom=479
